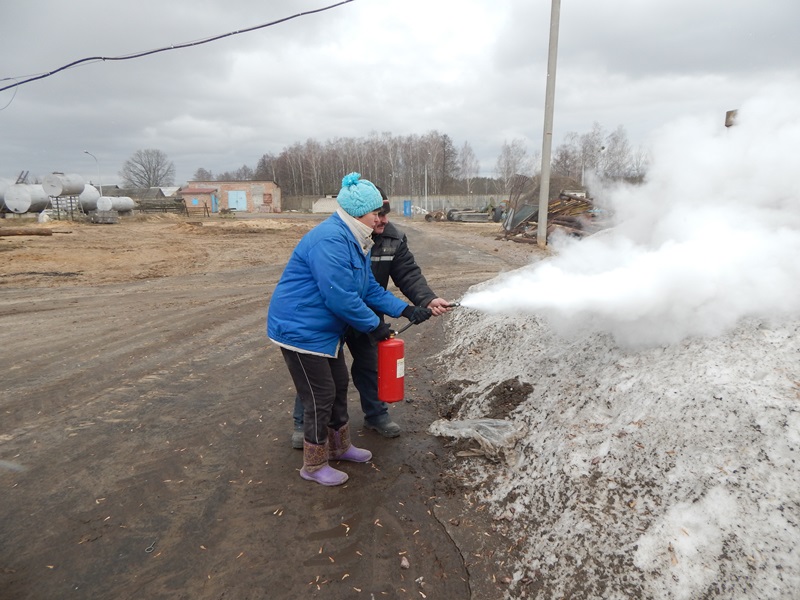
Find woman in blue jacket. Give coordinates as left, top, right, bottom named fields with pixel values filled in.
left=267, top=173, right=431, bottom=486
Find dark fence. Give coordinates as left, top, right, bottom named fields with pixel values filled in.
left=137, top=199, right=188, bottom=215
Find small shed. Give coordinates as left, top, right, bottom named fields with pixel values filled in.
left=181, top=187, right=218, bottom=212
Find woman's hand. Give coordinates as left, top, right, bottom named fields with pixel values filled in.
left=369, top=322, right=395, bottom=341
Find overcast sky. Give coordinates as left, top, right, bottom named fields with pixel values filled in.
left=2, top=0, right=798, bottom=187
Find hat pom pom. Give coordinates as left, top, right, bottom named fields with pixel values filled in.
left=342, top=172, right=361, bottom=188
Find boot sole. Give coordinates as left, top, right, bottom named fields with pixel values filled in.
left=364, top=424, right=401, bottom=438
left=300, top=469, right=349, bottom=486
left=331, top=452, right=373, bottom=463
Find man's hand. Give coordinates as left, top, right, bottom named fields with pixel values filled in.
left=427, top=298, right=453, bottom=316
left=401, top=305, right=433, bottom=324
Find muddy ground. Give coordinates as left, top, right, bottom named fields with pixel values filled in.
left=0, top=212, right=541, bottom=600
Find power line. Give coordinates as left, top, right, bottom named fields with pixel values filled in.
left=0, top=0, right=354, bottom=95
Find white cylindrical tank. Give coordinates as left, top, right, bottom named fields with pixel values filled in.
left=0, top=180, right=8, bottom=210
left=112, top=197, right=135, bottom=212
left=42, top=173, right=85, bottom=197
left=3, top=184, right=50, bottom=214
left=78, top=184, right=101, bottom=211
left=96, top=196, right=135, bottom=212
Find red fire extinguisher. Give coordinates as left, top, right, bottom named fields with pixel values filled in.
left=377, top=326, right=410, bottom=403
left=378, top=335, right=405, bottom=403
left=376, top=303, right=459, bottom=403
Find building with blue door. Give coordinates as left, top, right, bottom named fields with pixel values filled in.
left=182, top=180, right=281, bottom=214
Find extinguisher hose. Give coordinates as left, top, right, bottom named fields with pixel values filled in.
left=393, top=322, right=414, bottom=336
left=393, top=302, right=461, bottom=337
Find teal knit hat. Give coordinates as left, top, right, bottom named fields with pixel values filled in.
left=336, top=172, right=383, bottom=217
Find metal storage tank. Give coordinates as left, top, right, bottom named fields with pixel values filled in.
left=96, top=196, right=135, bottom=212
left=42, top=173, right=85, bottom=197
left=3, top=184, right=50, bottom=214
left=0, top=180, right=8, bottom=210
left=78, top=185, right=101, bottom=211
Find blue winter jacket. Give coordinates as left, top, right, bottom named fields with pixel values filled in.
left=267, top=212, right=409, bottom=357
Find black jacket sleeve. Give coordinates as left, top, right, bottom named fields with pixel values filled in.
left=389, top=233, right=438, bottom=308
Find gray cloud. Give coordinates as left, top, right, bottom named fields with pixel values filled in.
left=2, top=0, right=799, bottom=185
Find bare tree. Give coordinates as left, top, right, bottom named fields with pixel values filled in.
left=439, top=134, right=459, bottom=193
left=399, top=134, right=421, bottom=196
left=216, top=165, right=255, bottom=181
left=192, top=168, right=213, bottom=181
left=254, top=153, right=278, bottom=182
left=364, top=132, right=384, bottom=186
left=382, top=132, right=402, bottom=195
left=544, top=122, right=641, bottom=186
left=628, top=146, right=650, bottom=183
left=234, top=165, right=255, bottom=180
left=303, top=138, right=324, bottom=195
left=120, top=149, right=175, bottom=188
left=603, top=125, right=633, bottom=180
left=420, top=131, right=444, bottom=195
left=457, top=142, right=480, bottom=194
left=495, top=139, right=530, bottom=194
left=552, top=131, right=580, bottom=179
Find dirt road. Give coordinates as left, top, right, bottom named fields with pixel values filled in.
left=0, top=214, right=537, bottom=599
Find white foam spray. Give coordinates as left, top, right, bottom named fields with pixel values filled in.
left=462, top=83, right=800, bottom=347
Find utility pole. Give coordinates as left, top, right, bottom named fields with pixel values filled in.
left=424, top=164, right=428, bottom=214
left=84, top=150, right=103, bottom=196
left=537, top=0, right=561, bottom=248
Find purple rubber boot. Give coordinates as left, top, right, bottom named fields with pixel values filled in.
left=328, top=423, right=372, bottom=463
left=300, top=440, right=348, bottom=486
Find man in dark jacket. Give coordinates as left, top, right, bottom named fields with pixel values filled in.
left=292, top=194, right=450, bottom=446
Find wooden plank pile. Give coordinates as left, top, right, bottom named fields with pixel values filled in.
left=503, top=191, right=607, bottom=244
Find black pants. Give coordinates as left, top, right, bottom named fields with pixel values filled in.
left=291, top=330, right=388, bottom=428
left=345, top=330, right=388, bottom=425
left=280, top=347, right=349, bottom=445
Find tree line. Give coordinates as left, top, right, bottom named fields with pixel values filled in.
left=196, top=131, right=489, bottom=198
left=121, top=124, right=649, bottom=196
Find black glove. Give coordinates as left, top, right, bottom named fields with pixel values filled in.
left=402, top=305, right=432, bottom=324
left=369, top=322, right=394, bottom=342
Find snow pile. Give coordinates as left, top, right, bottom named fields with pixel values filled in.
left=434, top=84, right=800, bottom=598
left=437, top=309, right=800, bottom=598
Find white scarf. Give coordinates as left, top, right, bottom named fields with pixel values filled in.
left=337, top=207, right=375, bottom=254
